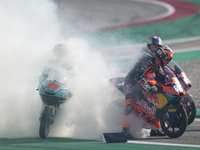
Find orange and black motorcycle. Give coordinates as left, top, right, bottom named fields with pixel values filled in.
left=107, top=60, right=196, bottom=138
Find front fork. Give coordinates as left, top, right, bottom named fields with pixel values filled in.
left=39, top=102, right=58, bottom=124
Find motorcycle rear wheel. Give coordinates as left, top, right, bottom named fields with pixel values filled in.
left=39, top=106, right=52, bottom=139
left=181, top=97, right=196, bottom=126
left=160, top=104, right=188, bottom=138
left=104, top=99, right=125, bottom=132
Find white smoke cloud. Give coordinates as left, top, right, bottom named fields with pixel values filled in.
left=0, top=0, right=63, bottom=138
left=48, top=38, right=125, bottom=139
left=0, top=0, right=125, bottom=139
left=129, top=114, right=150, bottom=138
left=0, top=0, right=146, bottom=139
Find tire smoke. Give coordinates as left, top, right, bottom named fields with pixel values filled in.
left=0, top=0, right=124, bottom=139
left=0, top=0, right=146, bottom=139
left=0, top=0, right=63, bottom=138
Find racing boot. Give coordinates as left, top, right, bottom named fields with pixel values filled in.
left=150, top=129, right=166, bottom=136
left=122, top=128, right=134, bottom=139
left=122, top=98, right=135, bottom=139
left=122, top=111, right=134, bottom=139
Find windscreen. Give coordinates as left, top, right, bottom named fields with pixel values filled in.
left=46, top=66, right=69, bottom=84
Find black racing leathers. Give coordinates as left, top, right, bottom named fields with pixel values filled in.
left=124, top=47, right=160, bottom=114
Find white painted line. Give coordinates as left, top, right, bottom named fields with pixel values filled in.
left=174, top=47, right=200, bottom=53
left=129, top=0, right=175, bottom=22
left=103, top=47, right=200, bottom=61
left=97, top=36, right=200, bottom=52
left=127, top=140, right=200, bottom=148
left=195, top=118, right=200, bottom=122
left=98, top=37, right=200, bottom=61
left=165, top=36, right=200, bottom=44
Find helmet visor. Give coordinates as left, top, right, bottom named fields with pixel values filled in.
left=151, top=38, right=162, bottom=45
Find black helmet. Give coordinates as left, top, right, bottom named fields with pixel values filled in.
left=147, top=36, right=163, bottom=54
left=156, top=45, right=174, bottom=66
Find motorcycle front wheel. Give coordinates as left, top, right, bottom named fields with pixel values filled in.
left=104, top=99, right=125, bottom=132
left=181, top=97, right=196, bottom=126
left=160, top=104, right=188, bottom=138
left=39, top=106, right=52, bottom=139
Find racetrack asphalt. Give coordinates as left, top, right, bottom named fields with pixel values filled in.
left=55, top=0, right=199, bottom=34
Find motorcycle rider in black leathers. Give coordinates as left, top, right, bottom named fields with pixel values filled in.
left=122, top=36, right=174, bottom=138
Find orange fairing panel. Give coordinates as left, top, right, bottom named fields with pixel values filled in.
left=161, top=84, right=185, bottom=96
left=133, top=104, right=161, bottom=129
left=147, top=80, right=158, bottom=86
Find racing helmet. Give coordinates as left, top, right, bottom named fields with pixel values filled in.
left=53, top=44, right=68, bottom=56
left=156, top=45, right=174, bottom=66
left=147, top=36, right=163, bottom=54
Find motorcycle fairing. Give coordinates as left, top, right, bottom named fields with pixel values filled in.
left=136, top=99, right=157, bottom=115
left=109, top=77, right=124, bottom=86
left=171, top=60, right=184, bottom=75
left=160, top=82, right=184, bottom=97
left=155, top=68, right=185, bottom=97
left=133, top=104, right=161, bottom=129
left=142, top=91, right=168, bottom=109
left=152, top=94, right=168, bottom=109
left=39, top=80, right=69, bottom=99
left=40, top=94, right=68, bottom=105
left=109, top=77, right=125, bottom=94
left=169, top=60, right=191, bottom=90
left=183, top=92, right=193, bottom=98
left=177, top=72, right=192, bottom=90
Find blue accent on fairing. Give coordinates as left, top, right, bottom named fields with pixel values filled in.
left=38, top=80, right=69, bottom=99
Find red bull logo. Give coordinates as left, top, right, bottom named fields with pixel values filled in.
left=147, top=94, right=161, bottom=106
left=136, top=99, right=157, bottom=115
left=143, top=91, right=161, bottom=106
left=165, top=77, right=179, bottom=85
